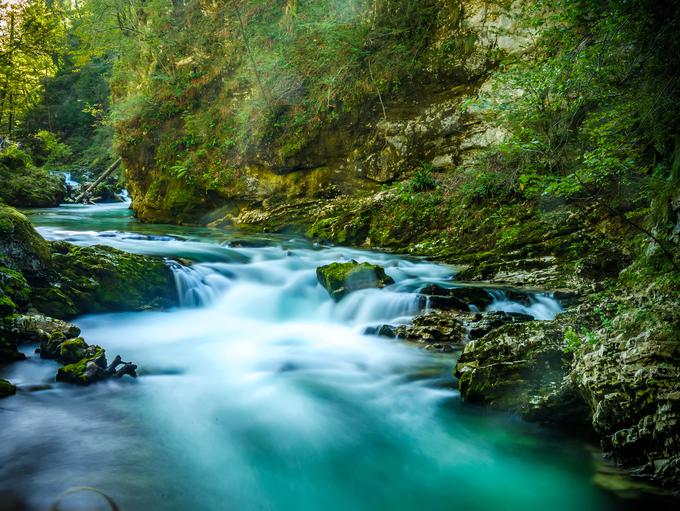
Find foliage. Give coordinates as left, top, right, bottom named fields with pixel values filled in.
left=408, top=164, right=437, bottom=192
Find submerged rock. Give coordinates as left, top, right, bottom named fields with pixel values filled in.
left=0, top=378, right=16, bottom=398
left=316, top=261, right=394, bottom=301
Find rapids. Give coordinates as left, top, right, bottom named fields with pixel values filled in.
left=0, top=203, right=654, bottom=511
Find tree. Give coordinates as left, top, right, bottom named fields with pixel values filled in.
left=0, top=0, right=69, bottom=140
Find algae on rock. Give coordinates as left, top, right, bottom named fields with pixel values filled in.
left=316, top=261, right=394, bottom=301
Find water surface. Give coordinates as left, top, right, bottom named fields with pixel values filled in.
left=0, top=203, right=661, bottom=511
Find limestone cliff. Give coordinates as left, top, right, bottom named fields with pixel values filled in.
left=117, top=0, right=531, bottom=225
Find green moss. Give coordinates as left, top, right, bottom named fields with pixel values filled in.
left=0, top=379, right=16, bottom=398
left=0, top=148, right=65, bottom=207
left=316, top=261, right=395, bottom=301
left=58, top=337, right=88, bottom=364
left=56, top=345, right=107, bottom=385
left=0, top=205, right=52, bottom=273
left=33, top=243, right=177, bottom=319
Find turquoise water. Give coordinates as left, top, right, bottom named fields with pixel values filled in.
left=0, top=203, right=665, bottom=510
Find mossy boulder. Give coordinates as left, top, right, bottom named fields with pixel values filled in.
left=0, top=334, right=25, bottom=364
left=32, top=242, right=177, bottom=319
left=8, top=314, right=80, bottom=343
left=0, top=147, right=65, bottom=207
left=0, top=266, right=30, bottom=313
left=56, top=345, right=108, bottom=385
left=0, top=205, right=51, bottom=273
left=58, top=337, right=89, bottom=364
left=316, top=261, right=394, bottom=301
left=0, top=379, right=16, bottom=398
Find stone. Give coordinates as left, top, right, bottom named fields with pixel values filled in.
left=316, top=261, right=394, bottom=301
left=454, top=316, right=591, bottom=426
left=0, top=378, right=16, bottom=398
left=7, top=314, right=80, bottom=343
left=0, top=205, right=52, bottom=274
left=420, top=284, right=495, bottom=309
left=31, top=242, right=178, bottom=319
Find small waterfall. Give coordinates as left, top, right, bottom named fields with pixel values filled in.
left=486, top=290, right=562, bottom=320
left=171, top=262, right=233, bottom=307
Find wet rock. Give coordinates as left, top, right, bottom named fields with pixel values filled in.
left=56, top=349, right=108, bottom=385
left=570, top=302, right=680, bottom=489
left=455, top=317, right=591, bottom=425
left=316, top=261, right=394, bottom=301
left=32, top=242, right=178, bottom=319
left=0, top=335, right=25, bottom=364
left=0, top=205, right=52, bottom=274
left=468, top=311, right=534, bottom=339
left=382, top=309, right=534, bottom=353
left=0, top=379, right=16, bottom=398
left=7, top=314, right=80, bottom=343
left=420, top=284, right=494, bottom=309
left=396, top=309, right=470, bottom=346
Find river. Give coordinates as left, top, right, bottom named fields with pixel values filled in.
left=0, top=203, right=666, bottom=511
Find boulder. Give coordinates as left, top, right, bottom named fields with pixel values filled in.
left=0, top=148, right=65, bottom=207
left=7, top=314, right=80, bottom=343
left=0, top=379, right=16, bottom=398
left=454, top=316, right=590, bottom=425
left=420, top=284, right=495, bottom=309
left=316, top=261, right=394, bottom=301
left=32, top=242, right=178, bottom=319
left=0, top=205, right=51, bottom=274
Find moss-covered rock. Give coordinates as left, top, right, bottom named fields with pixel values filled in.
left=8, top=314, right=80, bottom=343
left=0, top=205, right=52, bottom=273
left=0, top=147, right=66, bottom=207
left=0, top=334, right=26, bottom=364
left=0, top=265, right=30, bottom=312
left=32, top=242, right=177, bottom=319
left=570, top=294, right=680, bottom=489
left=316, top=261, right=394, bottom=301
left=57, top=337, right=89, bottom=364
left=56, top=345, right=108, bottom=385
left=0, top=379, right=16, bottom=398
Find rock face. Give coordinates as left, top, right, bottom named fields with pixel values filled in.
left=118, top=0, right=531, bottom=225
left=452, top=295, right=680, bottom=491
left=316, top=261, right=394, bottom=301
left=570, top=302, right=680, bottom=488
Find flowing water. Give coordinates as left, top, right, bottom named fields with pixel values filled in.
left=0, top=203, right=666, bottom=511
